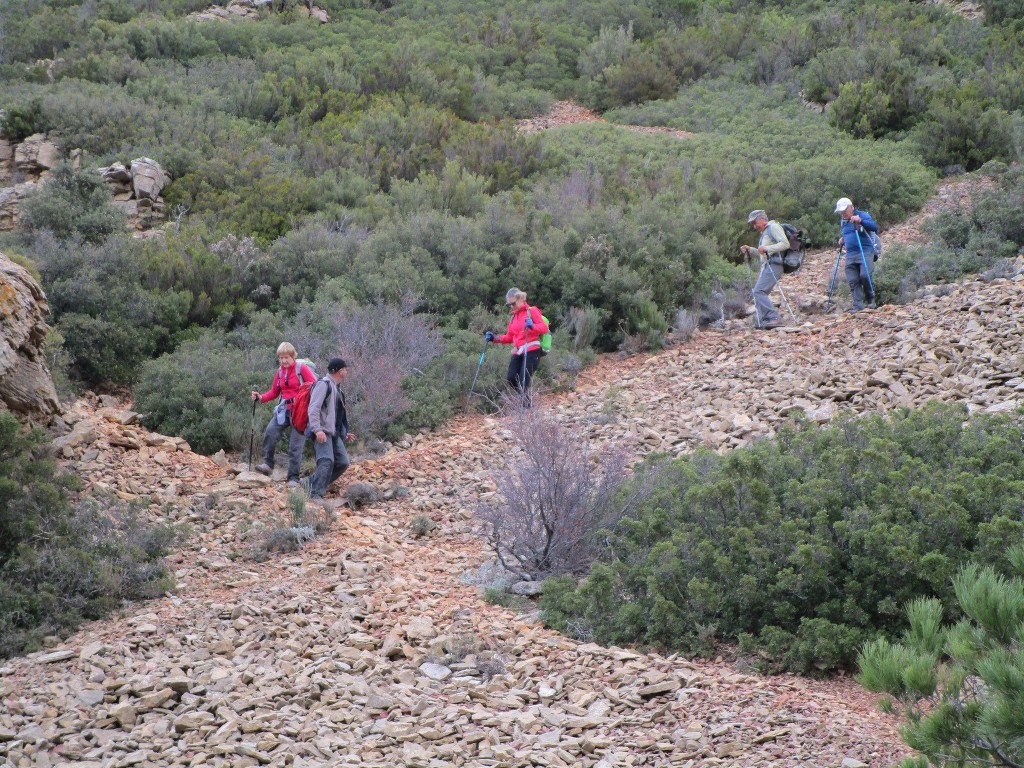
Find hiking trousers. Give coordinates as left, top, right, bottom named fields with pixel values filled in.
left=310, top=432, right=350, bottom=498
left=507, top=349, right=542, bottom=406
left=753, top=257, right=783, bottom=324
left=845, top=258, right=875, bottom=311
left=262, top=413, right=307, bottom=481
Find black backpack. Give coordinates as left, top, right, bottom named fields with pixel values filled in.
left=780, top=223, right=804, bottom=274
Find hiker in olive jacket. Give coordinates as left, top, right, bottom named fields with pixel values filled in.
left=740, top=210, right=788, bottom=329
left=305, top=357, right=356, bottom=500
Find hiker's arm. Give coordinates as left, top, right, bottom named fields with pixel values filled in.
left=257, top=373, right=281, bottom=403
left=495, top=327, right=513, bottom=344
left=307, top=382, right=327, bottom=434
left=857, top=211, right=878, bottom=232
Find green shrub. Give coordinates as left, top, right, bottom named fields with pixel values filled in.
left=874, top=167, right=1024, bottom=304
left=0, top=413, right=176, bottom=658
left=541, top=403, right=1024, bottom=674
left=0, top=98, right=47, bottom=141
left=857, top=551, right=1024, bottom=768
left=21, top=165, right=127, bottom=244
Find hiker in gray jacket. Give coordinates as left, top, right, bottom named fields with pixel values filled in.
left=306, top=357, right=356, bottom=500
left=740, top=209, right=789, bottom=329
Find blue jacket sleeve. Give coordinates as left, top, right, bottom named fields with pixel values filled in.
left=857, top=210, right=878, bottom=233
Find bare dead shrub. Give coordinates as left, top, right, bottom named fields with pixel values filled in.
left=673, top=308, right=699, bottom=341
left=286, top=294, right=444, bottom=437
left=475, top=409, right=631, bottom=579
left=722, top=283, right=750, bottom=319
left=618, top=331, right=647, bottom=356
left=565, top=306, right=605, bottom=351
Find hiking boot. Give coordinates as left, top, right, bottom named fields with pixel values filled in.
left=760, top=319, right=784, bottom=329
left=254, top=463, right=273, bottom=476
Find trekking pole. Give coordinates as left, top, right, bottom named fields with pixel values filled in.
left=773, top=268, right=797, bottom=321
left=825, top=245, right=843, bottom=311
left=854, top=228, right=877, bottom=304
left=745, top=254, right=763, bottom=329
left=465, top=337, right=489, bottom=414
left=248, top=397, right=257, bottom=472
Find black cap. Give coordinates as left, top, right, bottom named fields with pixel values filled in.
left=327, top=357, right=347, bottom=373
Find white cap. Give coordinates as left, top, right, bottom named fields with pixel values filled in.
left=834, top=197, right=853, bottom=213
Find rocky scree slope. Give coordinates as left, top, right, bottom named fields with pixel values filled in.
left=4, top=191, right=1024, bottom=766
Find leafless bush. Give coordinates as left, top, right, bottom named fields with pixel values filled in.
left=565, top=305, right=606, bottom=351
left=674, top=308, right=699, bottom=341
left=618, top=331, right=647, bottom=356
left=722, top=284, right=750, bottom=319
left=475, top=409, right=631, bottom=579
left=286, top=294, right=444, bottom=437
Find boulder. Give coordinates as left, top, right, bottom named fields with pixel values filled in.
left=100, top=161, right=132, bottom=184
left=0, top=137, right=14, bottom=182
left=14, top=133, right=60, bottom=177
left=0, top=182, right=35, bottom=232
left=129, top=158, right=170, bottom=201
left=0, top=252, right=60, bottom=419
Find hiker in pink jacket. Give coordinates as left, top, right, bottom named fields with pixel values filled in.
left=250, top=342, right=315, bottom=486
left=484, top=287, right=548, bottom=405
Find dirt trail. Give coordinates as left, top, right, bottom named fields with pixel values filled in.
left=2, top=176, right=1020, bottom=768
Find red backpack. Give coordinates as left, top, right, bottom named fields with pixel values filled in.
left=290, top=377, right=319, bottom=434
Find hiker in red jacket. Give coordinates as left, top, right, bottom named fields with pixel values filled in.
left=484, top=287, right=549, bottom=405
left=250, top=342, right=314, bottom=486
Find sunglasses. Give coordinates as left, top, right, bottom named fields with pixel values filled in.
left=506, top=301, right=517, bottom=307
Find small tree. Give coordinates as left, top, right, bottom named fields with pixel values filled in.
left=857, top=550, right=1024, bottom=768
left=475, top=410, right=632, bottom=579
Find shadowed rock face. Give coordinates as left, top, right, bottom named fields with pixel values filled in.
left=0, top=252, right=60, bottom=419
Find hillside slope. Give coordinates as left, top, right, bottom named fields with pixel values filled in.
left=4, top=206, right=1024, bottom=766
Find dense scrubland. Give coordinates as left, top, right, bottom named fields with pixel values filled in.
left=3, top=3, right=1024, bottom=759
left=3, top=0, right=1024, bottom=447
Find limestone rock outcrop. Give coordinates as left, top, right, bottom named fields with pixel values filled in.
left=190, top=0, right=329, bottom=23
left=99, top=157, right=171, bottom=231
left=0, top=252, right=60, bottom=419
left=0, top=132, right=62, bottom=232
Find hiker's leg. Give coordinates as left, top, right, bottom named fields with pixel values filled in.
left=329, top=435, right=350, bottom=486
left=520, top=349, right=542, bottom=406
left=507, top=355, right=524, bottom=392
left=309, top=437, right=335, bottom=498
left=845, top=262, right=865, bottom=310
left=753, top=260, right=781, bottom=322
left=261, top=415, right=285, bottom=467
left=285, top=424, right=306, bottom=482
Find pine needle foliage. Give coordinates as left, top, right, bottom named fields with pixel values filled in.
left=858, top=551, right=1024, bottom=768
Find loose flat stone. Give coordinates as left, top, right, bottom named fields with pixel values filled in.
left=37, top=650, right=76, bottom=664
left=419, top=663, right=452, bottom=681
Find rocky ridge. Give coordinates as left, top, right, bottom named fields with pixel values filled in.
left=0, top=131, right=172, bottom=234
left=3, top=182, right=1024, bottom=766
left=0, top=251, right=60, bottom=419
left=190, top=0, right=329, bottom=23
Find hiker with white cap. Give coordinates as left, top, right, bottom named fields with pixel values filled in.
left=740, top=210, right=789, bottom=329
left=835, top=197, right=880, bottom=312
